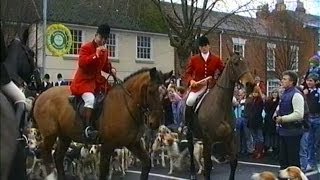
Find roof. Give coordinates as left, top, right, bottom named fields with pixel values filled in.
left=1, top=0, right=319, bottom=35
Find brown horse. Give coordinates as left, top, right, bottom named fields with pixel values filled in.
left=187, top=53, right=255, bottom=180
left=33, top=67, right=172, bottom=180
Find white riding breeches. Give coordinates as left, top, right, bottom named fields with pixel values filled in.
left=1, top=81, right=26, bottom=104
left=186, top=87, right=207, bottom=106
left=81, top=92, right=95, bottom=109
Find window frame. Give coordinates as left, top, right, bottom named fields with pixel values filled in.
left=63, top=28, right=85, bottom=60
left=232, top=37, right=246, bottom=58
left=106, top=32, right=119, bottom=60
left=266, top=43, right=276, bottom=71
left=267, top=78, right=280, bottom=96
left=290, top=45, right=299, bottom=71
left=135, top=35, right=153, bottom=62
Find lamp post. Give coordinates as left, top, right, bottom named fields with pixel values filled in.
left=42, top=0, right=47, bottom=75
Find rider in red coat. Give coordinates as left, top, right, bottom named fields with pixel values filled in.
left=70, top=24, right=116, bottom=140
left=184, top=36, right=224, bottom=106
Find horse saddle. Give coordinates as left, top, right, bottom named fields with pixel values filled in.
left=68, top=93, right=105, bottom=124
left=193, top=88, right=210, bottom=113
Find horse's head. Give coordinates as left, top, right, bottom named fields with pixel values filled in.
left=141, top=68, right=173, bottom=130
left=4, top=39, right=41, bottom=89
left=124, top=67, right=172, bottom=130
left=225, top=53, right=255, bottom=94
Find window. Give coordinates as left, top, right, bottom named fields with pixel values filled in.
left=232, top=37, right=246, bottom=57
left=68, top=29, right=83, bottom=55
left=136, top=35, right=152, bottom=60
left=106, top=33, right=118, bottom=59
left=267, top=79, right=280, bottom=96
left=290, top=45, right=299, bottom=71
left=267, top=43, right=276, bottom=71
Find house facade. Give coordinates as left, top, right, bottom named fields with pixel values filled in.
left=201, top=1, right=320, bottom=95
left=28, top=23, right=174, bottom=82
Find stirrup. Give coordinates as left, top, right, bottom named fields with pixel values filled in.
left=84, top=126, right=98, bottom=139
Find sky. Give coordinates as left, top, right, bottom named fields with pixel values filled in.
left=167, top=0, right=320, bottom=17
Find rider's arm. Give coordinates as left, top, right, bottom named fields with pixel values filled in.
left=184, top=57, right=194, bottom=86
left=78, top=44, right=98, bottom=68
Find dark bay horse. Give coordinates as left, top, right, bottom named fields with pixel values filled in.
left=33, top=67, right=172, bottom=180
left=188, top=53, right=255, bottom=180
left=1, top=38, right=40, bottom=179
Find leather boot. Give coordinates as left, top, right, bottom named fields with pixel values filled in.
left=83, top=107, right=98, bottom=140
left=14, top=102, right=26, bottom=132
left=185, top=105, right=194, bottom=127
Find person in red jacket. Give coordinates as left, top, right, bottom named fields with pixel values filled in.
left=184, top=36, right=224, bottom=119
left=70, top=24, right=116, bottom=140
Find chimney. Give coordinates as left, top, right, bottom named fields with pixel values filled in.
left=275, top=0, right=286, bottom=11
left=295, top=0, right=306, bottom=13
left=256, top=4, right=270, bottom=19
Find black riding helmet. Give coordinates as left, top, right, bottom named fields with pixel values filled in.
left=198, top=36, right=210, bottom=47
left=97, top=24, right=110, bottom=39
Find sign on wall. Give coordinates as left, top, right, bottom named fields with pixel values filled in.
left=46, top=24, right=72, bottom=56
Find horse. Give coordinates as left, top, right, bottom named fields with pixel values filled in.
left=33, top=67, right=173, bottom=180
left=0, top=38, right=40, bottom=180
left=187, top=53, right=255, bottom=180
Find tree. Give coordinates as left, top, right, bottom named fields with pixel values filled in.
left=1, top=0, right=41, bottom=43
left=150, top=0, right=255, bottom=75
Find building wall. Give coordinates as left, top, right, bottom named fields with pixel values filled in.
left=28, top=23, right=174, bottom=82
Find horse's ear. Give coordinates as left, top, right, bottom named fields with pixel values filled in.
left=162, top=70, right=173, bottom=82
left=149, top=67, right=158, bottom=81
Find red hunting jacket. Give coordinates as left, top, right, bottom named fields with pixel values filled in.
left=184, top=53, right=224, bottom=92
left=70, top=41, right=115, bottom=96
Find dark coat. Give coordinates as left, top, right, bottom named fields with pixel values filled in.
left=0, top=29, right=10, bottom=86
left=245, top=96, right=264, bottom=129
left=54, top=80, right=68, bottom=86
left=263, top=97, right=279, bottom=134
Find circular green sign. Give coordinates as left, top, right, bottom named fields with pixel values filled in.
left=47, top=24, right=72, bottom=56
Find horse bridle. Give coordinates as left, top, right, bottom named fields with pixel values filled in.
left=119, top=82, right=163, bottom=126
left=216, top=57, right=249, bottom=90
left=140, top=84, right=164, bottom=125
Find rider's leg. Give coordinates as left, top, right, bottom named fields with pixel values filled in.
left=81, top=92, right=98, bottom=139
left=1, top=81, right=26, bottom=130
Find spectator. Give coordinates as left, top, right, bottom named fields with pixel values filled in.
left=255, top=76, right=266, bottom=95
left=264, top=89, right=280, bottom=159
left=55, top=73, right=68, bottom=86
left=304, top=73, right=320, bottom=171
left=245, top=86, right=264, bottom=159
left=275, top=70, right=305, bottom=170
left=41, top=73, right=53, bottom=92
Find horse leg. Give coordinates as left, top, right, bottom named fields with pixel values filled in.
left=99, top=144, right=112, bottom=180
left=53, top=136, right=71, bottom=180
left=203, top=141, right=212, bottom=180
left=40, top=134, right=57, bottom=176
left=225, top=137, right=238, bottom=180
left=127, top=140, right=151, bottom=180
left=187, top=128, right=196, bottom=179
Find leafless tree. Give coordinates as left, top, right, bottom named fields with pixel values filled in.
left=150, top=0, right=256, bottom=74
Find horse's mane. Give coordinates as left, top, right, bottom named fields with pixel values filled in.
left=123, top=68, right=150, bottom=82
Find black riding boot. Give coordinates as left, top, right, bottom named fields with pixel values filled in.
left=14, top=102, right=26, bottom=131
left=83, top=107, right=98, bottom=140
left=185, top=105, right=196, bottom=179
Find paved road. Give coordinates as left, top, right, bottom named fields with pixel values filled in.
left=112, top=163, right=319, bottom=180
left=111, top=155, right=319, bottom=180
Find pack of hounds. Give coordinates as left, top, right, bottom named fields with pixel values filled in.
left=24, top=124, right=309, bottom=180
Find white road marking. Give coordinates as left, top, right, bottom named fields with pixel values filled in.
left=239, top=161, right=319, bottom=177
left=127, top=170, right=189, bottom=180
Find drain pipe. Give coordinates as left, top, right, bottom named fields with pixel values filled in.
left=219, top=30, right=224, bottom=59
